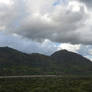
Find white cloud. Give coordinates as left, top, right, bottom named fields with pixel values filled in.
left=88, top=49, right=92, bottom=55
left=84, top=55, right=92, bottom=61
left=12, top=0, right=89, bottom=45
left=0, top=26, right=6, bottom=30
left=0, top=0, right=91, bottom=45
left=58, top=43, right=80, bottom=52
left=25, top=0, right=56, bottom=14
left=0, top=32, right=57, bottom=55
left=0, top=0, right=13, bottom=5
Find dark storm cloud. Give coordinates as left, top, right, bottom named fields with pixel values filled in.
left=14, top=3, right=88, bottom=44
left=0, top=0, right=92, bottom=45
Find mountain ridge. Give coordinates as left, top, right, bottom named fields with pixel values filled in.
left=0, top=46, right=92, bottom=76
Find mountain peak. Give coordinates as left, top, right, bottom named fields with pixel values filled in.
left=0, top=46, right=15, bottom=51
left=51, top=49, right=71, bottom=56
left=0, top=46, right=25, bottom=56
left=0, top=46, right=10, bottom=49
left=51, top=49, right=91, bottom=65
left=58, top=49, right=69, bottom=53
left=0, top=46, right=11, bottom=50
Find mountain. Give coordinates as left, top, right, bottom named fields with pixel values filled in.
left=0, top=47, right=55, bottom=75
left=51, top=50, right=92, bottom=75
left=51, top=49, right=92, bottom=67
left=0, top=47, right=92, bottom=76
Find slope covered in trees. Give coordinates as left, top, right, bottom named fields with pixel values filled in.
left=0, top=47, right=92, bottom=76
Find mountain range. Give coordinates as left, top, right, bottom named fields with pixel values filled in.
left=0, top=47, right=92, bottom=76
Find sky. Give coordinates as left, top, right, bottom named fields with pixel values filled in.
left=0, top=0, right=92, bottom=60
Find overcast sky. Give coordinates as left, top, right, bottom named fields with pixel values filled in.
left=0, top=0, right=92, bottom=60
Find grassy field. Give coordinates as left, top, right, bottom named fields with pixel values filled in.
left=0, top=77, right=92, bottom=92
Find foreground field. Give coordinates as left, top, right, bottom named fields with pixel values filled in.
left=0, top=77, right=92, bottom=92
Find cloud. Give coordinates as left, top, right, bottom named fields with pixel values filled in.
left=88, top=49, right=92, bottom=55
left=57, top=43, right=80, bottom=52
left=11, top=0, right=90, bottom=45
left=0, top=32, right=58, bottom=55
left=79, top=0, right=92, bottom=8
left=0, top=0, right=92, bottom=60
left=0, top=0, right=92, bottom=45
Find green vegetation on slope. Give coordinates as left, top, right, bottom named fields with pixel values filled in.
left=0, top=77, right=92, bottom=92
left=0, top=47, right=92, bottom=76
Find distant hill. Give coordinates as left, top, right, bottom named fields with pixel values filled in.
left=0, top=47, right=92, bottom=76
left=51, top=50, right=92, bottom=75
